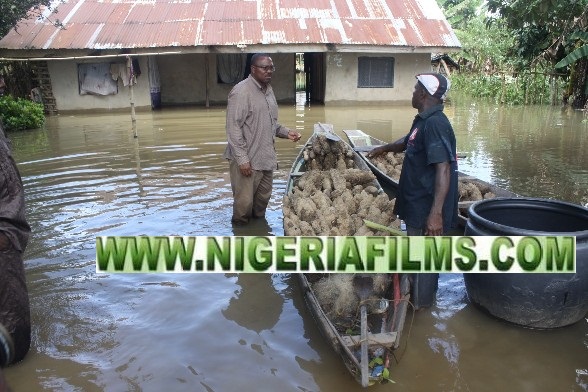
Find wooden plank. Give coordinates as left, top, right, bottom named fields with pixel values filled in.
left=346, top=129, right=465, bottom=158
left=440, top=58, right=451, bottom=76
left=341, top=331, right=398, bottom=348
left=352, top=146, right=375, bottom=152
left=343, top=129, right=364, bottom=137
left=343, top=130, right=374, bottom=147
left=313, top=123, right=334, bottom=133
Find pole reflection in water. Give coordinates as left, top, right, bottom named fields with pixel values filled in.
left=2, top=99, right=587, bottom=391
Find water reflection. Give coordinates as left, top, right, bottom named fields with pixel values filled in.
left=446, top=97, right=588, bottom=206
left=222, top=274, right=284, bottom=333
left=2, top=98, right=587, bottom=391
left=231, top=218, right=273, bottom=237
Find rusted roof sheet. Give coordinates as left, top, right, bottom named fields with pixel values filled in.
left=0, top=0, right=460, bottom=53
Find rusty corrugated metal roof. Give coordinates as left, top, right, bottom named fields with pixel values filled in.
left=0, top=0, right=460, bottom=54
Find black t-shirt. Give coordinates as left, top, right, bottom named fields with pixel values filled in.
left=394, top=104, right=458, bottom=232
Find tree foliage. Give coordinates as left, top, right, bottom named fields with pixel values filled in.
left=438, top=0, right=515, bottom=72
left=485, top=0, right=588, bottom=107
left=485, top=0, right=585, bottom=30
left=485, top=0, right=588, bottom=66
left=555, top=32, right=588, bottom=69
left=437, top=0, right=481, bottom=30
left=0, top=0, right=61, bottom=38
left=439, top=0, right=588, bottom=107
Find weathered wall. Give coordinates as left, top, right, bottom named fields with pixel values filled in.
left=47, top=53, right=297, bottom=112
left=157, top=53, right=296, bottom=106
left=46, top=52, right=433, bottom=112
left=323, top=52, right=433, bottom=105
left=48, top=57, right=151, bottom=112
left=157, top=54, right=208, bottom=105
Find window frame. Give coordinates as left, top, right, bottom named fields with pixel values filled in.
left=357, top=56, right=395, bottom=88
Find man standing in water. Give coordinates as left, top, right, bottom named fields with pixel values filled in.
left=0, top=121, right=31, bottom=369
left=368, top=73, right=458, bottom=307
left=224, top=53, right=301, bottom=225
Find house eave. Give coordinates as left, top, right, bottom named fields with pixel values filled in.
left=0, top=44, right=461, bottom=61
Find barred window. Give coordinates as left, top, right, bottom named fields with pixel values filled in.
left=357, top=57, right=395, bottom=88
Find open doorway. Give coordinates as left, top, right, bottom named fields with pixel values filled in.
left=295, top=53, right=326, bottom=104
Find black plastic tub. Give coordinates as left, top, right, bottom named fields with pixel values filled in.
left=464, top=197, right=588, bottom=328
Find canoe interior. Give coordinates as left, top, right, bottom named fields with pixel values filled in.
left=298, top=273, right=411, bottom=386
left=343, top=129, right=520, bottom=228
left=286, top=125, right=410, bottom=386
left=285, top=127, right=378, bottom=196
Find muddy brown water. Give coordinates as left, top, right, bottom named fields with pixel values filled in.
left=3, top=94, right=588, bottom=391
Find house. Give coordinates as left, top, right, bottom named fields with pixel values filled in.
left=0, top=0, right=460, bottom=114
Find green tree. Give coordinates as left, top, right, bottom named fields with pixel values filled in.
left=436, top=0, right=563, bottom=105
left=438, top=0, right=515, bottom=72
left=485, top=0, right=588, bottom=107
left=438, top=0, right=482, bottom=30
left=456, top=11, right=515, bottom=72
left=0, top=0, right=61, bottom=38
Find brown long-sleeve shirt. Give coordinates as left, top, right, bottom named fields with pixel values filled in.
left=223, top=75, right=290, bottom=170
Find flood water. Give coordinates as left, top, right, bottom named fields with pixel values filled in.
left=3, top=94, right=588, bottom=391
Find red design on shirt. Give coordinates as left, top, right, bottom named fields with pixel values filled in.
left=409, top=128, right=418, bottom=140
left=407, top=127, right=418, bottom=146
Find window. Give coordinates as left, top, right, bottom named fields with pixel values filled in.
left=357, top=57, right=394, bottom=88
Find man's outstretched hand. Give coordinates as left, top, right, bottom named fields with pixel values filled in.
left=287, top=130, right=302, bottom=142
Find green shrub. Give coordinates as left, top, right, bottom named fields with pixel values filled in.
left=0, top=95, right=45, bottom=131
left=451, top=72, right=562, bottom=105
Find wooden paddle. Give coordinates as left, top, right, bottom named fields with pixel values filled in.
left=353, top=274, right=373, bottom=387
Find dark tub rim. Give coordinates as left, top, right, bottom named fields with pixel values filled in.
left=467, top=197, right=588, bottom=238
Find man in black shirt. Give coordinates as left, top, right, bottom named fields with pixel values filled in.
left=368, top=73, right=458, bottom=307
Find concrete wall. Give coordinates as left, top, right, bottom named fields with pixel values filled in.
left=48, top=57, right=151, bottom=112
left=323, top=52, right=433, bottom=105
left=46, top=51, right=432, bottom=112
left=47, top=53, right=297, bottom=112
left=157, top=53, right=296, bottom=106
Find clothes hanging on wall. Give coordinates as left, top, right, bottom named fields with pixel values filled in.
left=78, top=63, right=118, bottom=95
left=148, top=56, right=161, bottom=109
left=110, top=57, right=140, bottom=87
left=217, top=53, right=247, bottom=84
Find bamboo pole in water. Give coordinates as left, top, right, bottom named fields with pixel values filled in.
left=131, top=83, right=137, bottom=138
left=205, top=53, right=210, bottom=108
left=127, top=56, right=137, bottom=138
left=500, top=73, right=505, bottom=104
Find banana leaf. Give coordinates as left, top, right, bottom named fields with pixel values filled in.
left=555, top=44, right=588, bottom=68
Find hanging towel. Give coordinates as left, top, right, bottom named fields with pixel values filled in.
left=148, top=56, right=161, bottom=94
left=79, top=63, right=118, bottom=95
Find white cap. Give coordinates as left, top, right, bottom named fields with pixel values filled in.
left=416, top=73, right=450, bottom=100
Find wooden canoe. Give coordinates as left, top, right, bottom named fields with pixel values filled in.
left=298, top=273, right=411, bottom=387
left=284, top=124, right=411, bottom=387
left=343, top=129, right=520, bottom=227
left=285, top=123, right=381, bottom=199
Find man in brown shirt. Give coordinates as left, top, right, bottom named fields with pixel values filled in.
left=224, top=53, right=301, bottom=225
left=0, top=121, right=31, bottom=367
